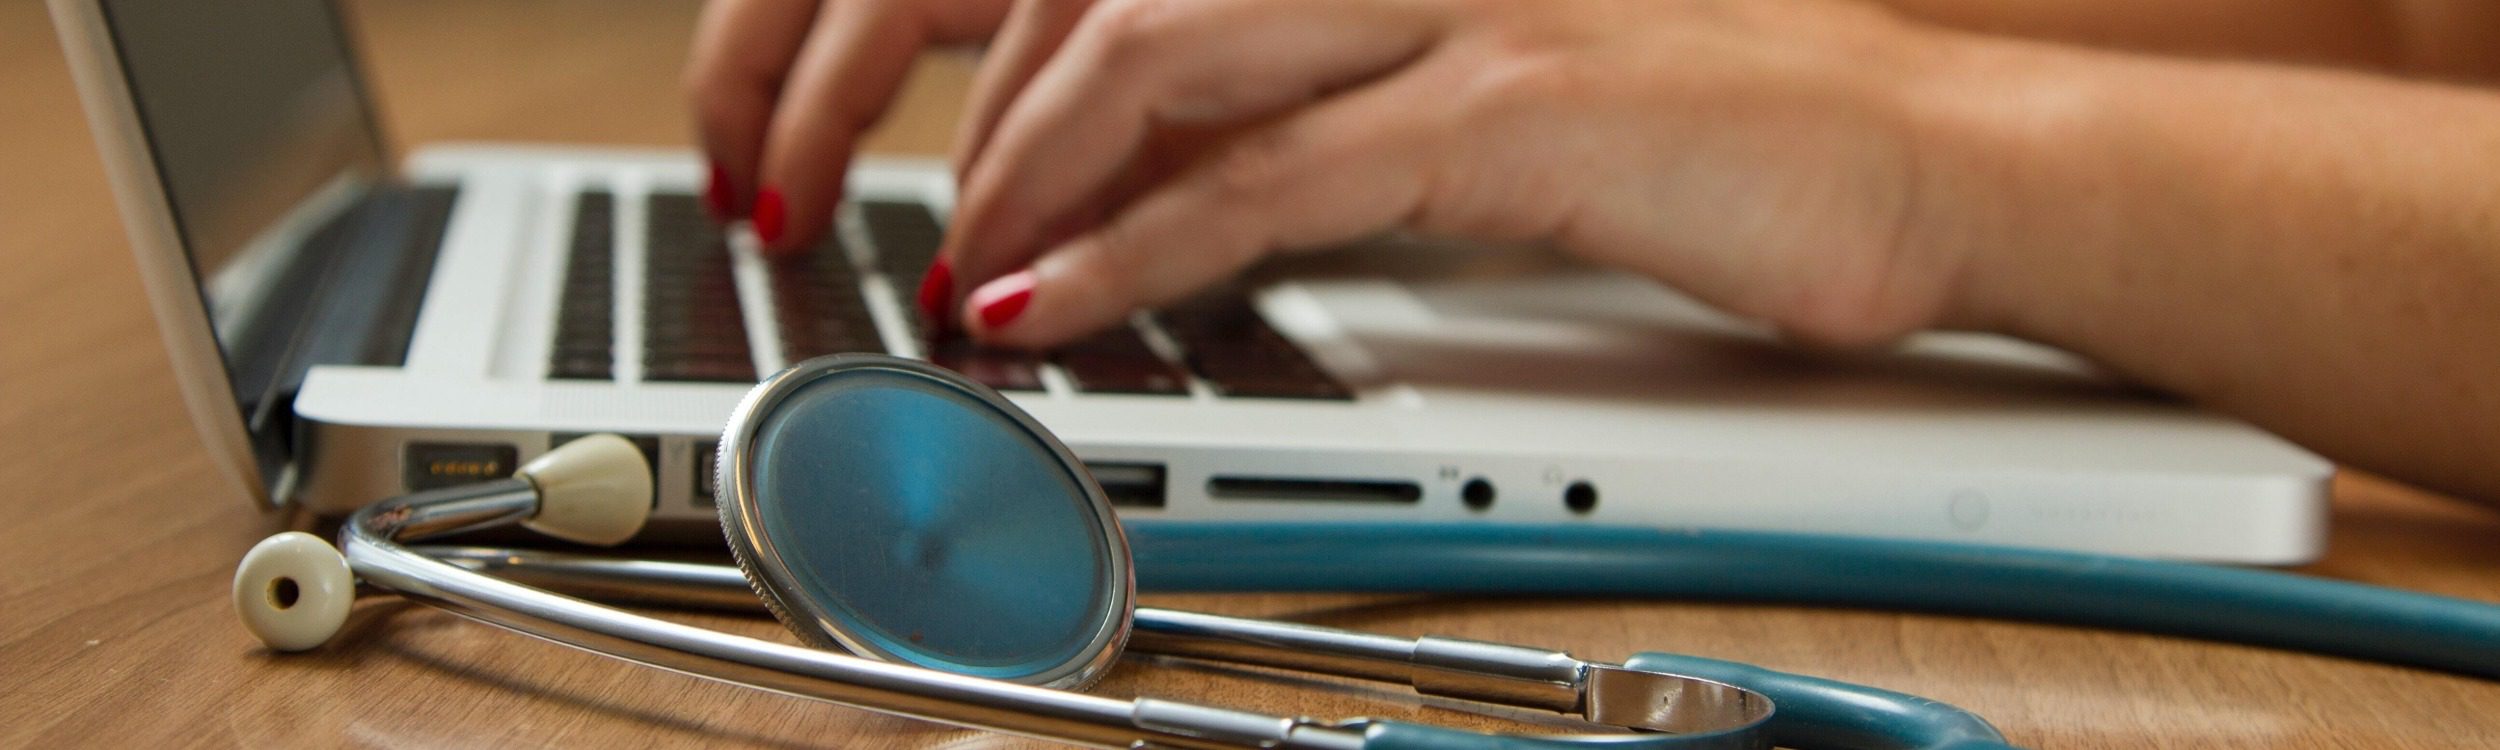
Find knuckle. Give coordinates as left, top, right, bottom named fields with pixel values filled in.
left=684, top=54, right=736, bottom=115
left=691, top=80, right=742, bottom=121
left=850, top=0, right=914, bottom=36
left=1207, top=132, right=1297, bottom=200
left=1080, top=0, right=1185, bottom=68
left=692, top=91, right=758, bottom=147
left=1457, top=55, right=1578, bottom=120
left=1075, top=228, right=1151, bottom=302
left=688, top=66, right=780, bottom=134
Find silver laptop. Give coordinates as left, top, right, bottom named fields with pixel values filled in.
left=53, top=0, right=2332, bottom=562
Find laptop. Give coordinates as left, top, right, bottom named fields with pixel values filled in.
left=52, top=0, right=2332, bottom=563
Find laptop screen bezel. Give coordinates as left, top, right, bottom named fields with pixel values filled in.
left=47, top=0, right=397, bottom=508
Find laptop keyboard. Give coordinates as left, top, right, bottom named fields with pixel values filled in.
left=758, top=227, right=883, bottom=362
left=549, top=191, right=616, bottom=380
left=643, top=194, right=758, bottom=383
left=1056, top=326, right=1193, bottom=396
left=849, top=199, right=1049, bottom=391
left=1161, top=292, right=1353, bottom=400
left=550, top=189, right=1350, bottom=400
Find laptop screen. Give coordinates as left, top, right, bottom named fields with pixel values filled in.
left=97, top=0, right=388, bottom=421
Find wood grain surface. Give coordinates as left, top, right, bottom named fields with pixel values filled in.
left=4, top=1, right=2498, bottom=747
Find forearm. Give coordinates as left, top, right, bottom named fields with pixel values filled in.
left=1873, top=0, right=2500, bottom=81
left=1908, top=32, right=2500, bottom=502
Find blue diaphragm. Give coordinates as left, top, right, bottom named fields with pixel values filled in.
left=718, top=355, right=1132, bottom=688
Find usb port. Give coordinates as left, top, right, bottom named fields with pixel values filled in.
left=1085, top=462, right=1166, bottom=508
left=694, top=441, right=720, bottom=506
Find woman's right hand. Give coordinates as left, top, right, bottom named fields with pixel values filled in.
left=694, top=0, right=1973, bottom=351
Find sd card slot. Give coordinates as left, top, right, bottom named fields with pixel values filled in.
left=1206, top=476, right=1422, bottom=504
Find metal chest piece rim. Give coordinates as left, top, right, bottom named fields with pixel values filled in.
left=713, top=353, right=1136, bottom=690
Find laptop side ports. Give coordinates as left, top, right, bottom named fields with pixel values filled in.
left=1206, top=476, right=1423, bottom=504
left=1086, top=462, right=1168, bottom=508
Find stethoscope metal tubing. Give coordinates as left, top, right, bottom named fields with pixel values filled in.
left=424, top=546, right=1771, bottom=738
left=346, top=494, right=1372, bottom=750
left=380, top=478, right=539, bottom=539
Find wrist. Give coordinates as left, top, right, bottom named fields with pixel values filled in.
left=1883, top=26, right=2108, bottom=340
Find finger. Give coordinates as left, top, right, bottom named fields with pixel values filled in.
left=962, top=79, right=1439, bottom=347
left=946, top=0, right=1442, bottom=289
left=757, top=0, right=1012, bottom=254
left=685, top=0, right=821, bottom=220
left=950, top=0, right=1096, bottom=180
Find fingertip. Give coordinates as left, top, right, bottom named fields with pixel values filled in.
left=753, top=185, right=788, bottom=249
left=753, top=171, right=852, bottom=256
left=916, top=257, right=956, bottom=326
left=704, top=162, right=742, bottom=222
left=964, top=269, right=1036, bottom=336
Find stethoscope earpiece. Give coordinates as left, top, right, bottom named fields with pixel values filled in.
left=513, top=433, right=653, bottom=546
left=235, top=433, right=659, bottom=652
left=233, top=531, right=353, bottom=652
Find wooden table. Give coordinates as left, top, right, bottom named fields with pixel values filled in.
left=5, top=1, right=2498, bottom=747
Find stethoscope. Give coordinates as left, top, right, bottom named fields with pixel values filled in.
left=232, top=354, right=2500, bottom=750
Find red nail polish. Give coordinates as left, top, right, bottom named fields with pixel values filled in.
left=753, top=186, right=786, bottom=246
left=974, top=275, right=1034, bottom=331
left=916, top=257, right=954, bottom=325
left=703, top=163, right=734, bottom=220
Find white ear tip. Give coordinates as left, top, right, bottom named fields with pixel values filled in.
left=517, top=434, right=652, bottom=546
left=233, top=532, right=355, bottom=652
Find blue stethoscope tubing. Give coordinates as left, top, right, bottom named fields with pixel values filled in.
left=1127, top=522, right=2500, bottom=749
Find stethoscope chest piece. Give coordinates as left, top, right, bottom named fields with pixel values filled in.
left=715, top=354, right=1133, bottom=689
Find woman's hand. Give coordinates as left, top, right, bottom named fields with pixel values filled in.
left=692, top=0, right=2500, bottom=502
left=689, top=0, right=1098, bottom=254
left=937, top=0, right=1971, bottom=349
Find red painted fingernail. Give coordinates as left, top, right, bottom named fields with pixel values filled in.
left=703, top=163, right=734, bottom=221
left=915, top=257, right=954, bottom=324
left=753, top=185, right=786, bottom=246
left=972, top=272, right=1034, bottom=331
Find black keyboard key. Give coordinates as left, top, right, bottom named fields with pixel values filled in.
left=643, top=193, right=757, bottom=383
left=1059, top=352, right=1191, bottom=395
left=861, top=200, right=944, bottom=278
left=1054, top=327, right=1188, bottom=396
left=549, top=352, right=613, bottom=381
left=1157, top=291, right=1352, bottom=401
left=779, top=318, right=884, bottom=361
left=763, top=231, right=885, bottom=361
left=548, top=191, right=615, bottom=380
left=1188, top=359, right=1351, bottom=400
left=658, top=335, right=755, bottom=360
left=926, top=338, right=1043, bottom=392
left=1156, top=291, right=1269, bottom=340
left=1057, top=325, right=1158, bottom=357
left=644, top=357, right=757, bottom=383
left=1200, top=375, right=1350, bottom=400
left=855, top=199, right=960, bottom=336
